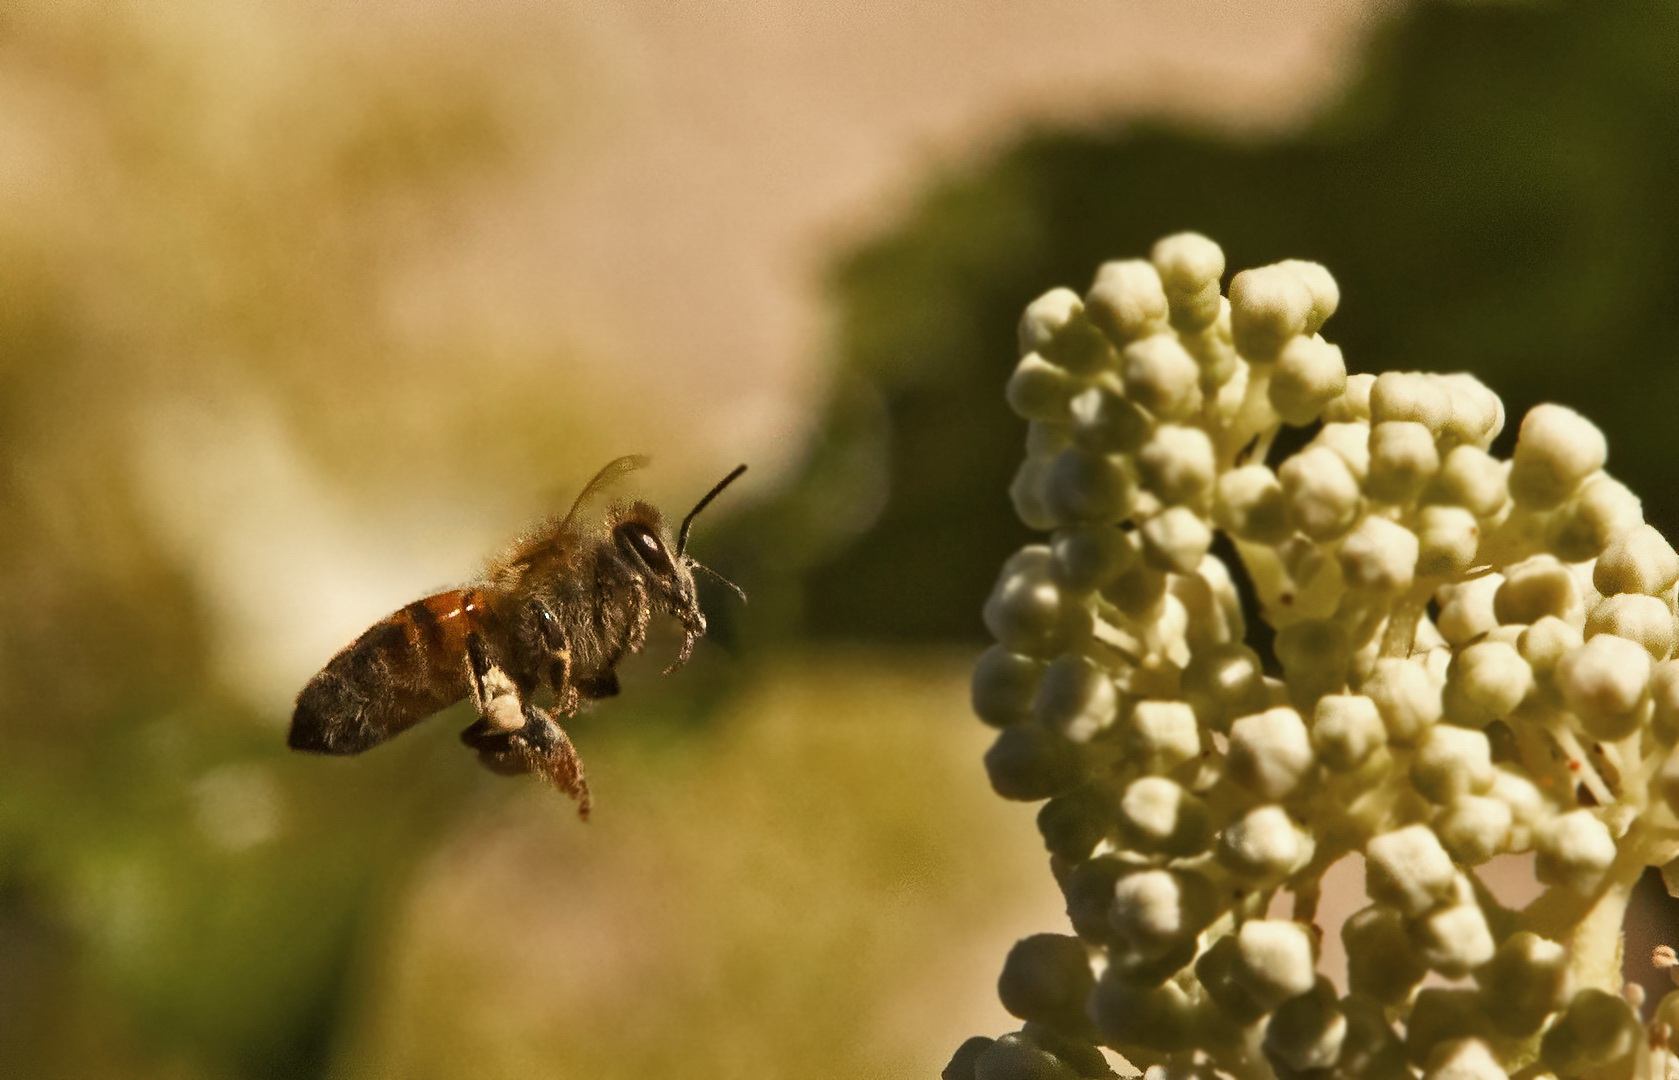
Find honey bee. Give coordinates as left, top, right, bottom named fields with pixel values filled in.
left=288, top=456, right=747, bottom=818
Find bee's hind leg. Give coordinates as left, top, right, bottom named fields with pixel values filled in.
left=513, top=704, right=591, bottom=819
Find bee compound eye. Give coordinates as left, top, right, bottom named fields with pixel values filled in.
left=618, top=522, right=672, bottom=574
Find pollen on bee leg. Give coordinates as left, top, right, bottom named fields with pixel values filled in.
left=474, top=663, right=525, bottom=732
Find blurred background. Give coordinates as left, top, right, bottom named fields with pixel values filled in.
left=2, top=0, right=1677, bottom=1077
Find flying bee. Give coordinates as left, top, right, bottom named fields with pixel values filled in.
left=288, top=456, right=747, bottom=818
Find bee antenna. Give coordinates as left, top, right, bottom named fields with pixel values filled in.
left=691, top=560, right=748, bottom=604
left=678, top=464, right=747, bottom=556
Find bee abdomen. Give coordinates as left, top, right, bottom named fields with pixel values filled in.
left=289, top=596, right=472, bottom=755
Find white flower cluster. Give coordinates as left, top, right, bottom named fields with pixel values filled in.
left=950, top=235, right=1679, bottom=1080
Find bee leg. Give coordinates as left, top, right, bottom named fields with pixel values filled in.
left=624, top=578, right=652, bottom=655
left=513, top=704, right=591, bottom=819
left=466, top=632, right=524, bottom=733
left=459, top=718, right=536, bottom=776
left=532, top=602, right=580, bottom=717
left=574, top=670, right=620, bottom=700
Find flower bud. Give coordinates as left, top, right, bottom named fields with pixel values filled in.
left=1555, top=633, right=1651, bottom=741
left=1435, top=796, right=1512, bottom=865
left=1270, top=335, right=1346, bottom=426
left=1443, top=640, right=1533, bottom=728
left=1548, top=474, right=1643, bottom=561
left=1227, top=707, right=1314, bottom=800
left=1141, top=506, right=1213, bottom=575
left=1534, top=810, right=1616, bottom=894
left=1343, top=905, right=1429, bottom=1004
left=1018, top=287, right=1081, bottom=355
left=1042, top=447, right=1135, bottom=525
left=1049, top=525, right=1137, bottom=593
left=1219, top=805, right=1312, bottom=881
left=1122, top=334, right=1202, bottom=420
left=1338, top=516, right=1419, bottom=595
left=1152, top=232, right=1225, bottom=332
left=1438, top=373, right=1504, bottom=450
left=1229, top=265, right=1314, bottom=361
left=1363, top=656, right=1443, bottom=744
left=985, top=726, right=1081, bottom=802
left=1508, top=404, right=1607, bottom=510
left=1034, top=654, right=1119, bottom=744
left=1088, top=969, right=1200, bottom=1054
left=1584, top=592, right=1673, bottom=660
left=1311, top=693, right=1386, bottom=772
left=1110, top=869, right=1219, bottom=958
left=972, top=645, right=1047, bottom=728
left=1086, top=260, right=1169, bottom=345
left=1275, top=618, right=1351, bottom=707
left=1366, top=421, right=1440, bottom=504
left=1138, top=425, right=1216, bottom=506
left=1008, top=354, right=1083, bottom=422
left=1315, top=421, right=1371, bottom=480
left=1494, top=556, right=1581, bottom=627
left=1126, top=700, right=1202, bottom=774
left=1406, top=990, right=1496, bottom=1066
left=1475, top=931, right=1571, bottom=1038
left=1411, top=725, right=1494, bottom=803
left=1037, top=786, right=1113, bottom=863
left=1214, top=465, right=1291, bottom=544
left=1428, top=445, right=1509, bottom=518
left=984, top=547, right=1094, bottom=657
left=1594, top=522, right=1679, bottom=597
left=1437, top=574, right=1503, bottom=647
left=1180, top=643, right=1272, bottom=733
left=1068, top=379, right=1149, bottom=454
left=1422, top=1039, right=1507, bottom=1080
left=972, top=1033, right=1082, bottom=1080
left=1370, top=372, right=1452, bottom=433
left=1411, top=900, right=1495, bottom=978
left=1416, top=505, right=1481, bottom=579
left=1263, top=980, right=1347, bottom=1074
left=1279, top=446, right=1361, bottom=541
left=997, top=934, right=1096, bottom=1033
left=1323, top=372, right=1375, bottom=423
left=1366, top=825, right=1456, bottom=917
left=1118, top=777, right=1212, bottom=857
left=1539, top=989, right=1639, bottom=1079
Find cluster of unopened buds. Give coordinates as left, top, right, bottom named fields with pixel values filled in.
left=951, top=234, right=1679, bottom=1080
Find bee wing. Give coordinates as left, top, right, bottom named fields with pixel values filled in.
left=289, top=595, right=472, bottom=755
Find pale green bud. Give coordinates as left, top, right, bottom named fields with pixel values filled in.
left=1422, top=1039, right=1507, bottom=1080
left=1494, top=556, right=1582, bottom=627
left=1141, top=506, right=1213, bottom=575
left=1508, top=404, right=1608, bottom=511
left=1366, top=421, right=1440, bottom=504
left=1311, top=694, right=1385, bottom=772
left=1411, top=900, right=1495, bottom=977
left=1427, top=445, right=1509, bottom=518
left=1214, top=465, right=1291, bottom=544
left=1435, top=795, right=1513, bottom=865
left=1534, top=810, right=1616, bottom=894
left=1363, top=656, right=1443, bottom=744
left=1370, top=371, right=1452, bottom=433
left=984, top=547, right=1094, bottom=657
left=1338, top=515, right=1419, bottom=595
left=1152, top=232, right=1225, bottom=332
left=1343, top=904, right=1428, bottom=1005
left=1110, top=868, right=1219, bottom=958
left=1279, top=446, right=1362, bottom=541
left=1539, top=989, right=1639, bottom=1078
left=1475, top=931, right=1572, bottom=1037
left=1411, top=725, right=1494, bottom=803
left=1033, top=654, right=1118, bottom=744
left=1229, top=264, right=1314, bottom=361
left=1555, top=633, right=1651, bottom=741
left=1594, top=522, right=1679, bottom=597
left=1180, top=643, right=1271, bottom=733
left=1263, top=980, right=1348, bottom=1074
left=1322, top=371, right=1375, bottom=423
left=1227, top=707, right=1315, bottom=800
left=1007, top=354, right=1083, bottom=422
left=1117, top=777, right=1212, bottom=856
left=1270, top=335, right=1347, bottom=426
left=1547, top=474, right=1643, bottom=561
left=1049, top=525, right=1137, bottom=593
left=1086, top=260, right=1169, bottom=346
left=1585, top=592, right=1673, bottom=660
left=1138, top=424, right=1216, bottom=506
left=1443, top=640, right=1533, bottom=728
left=1219, top=804, right=1312, bottom=881
left=1366, top=824, right=1456, bottom=917
left=1127, top=700, right=1203, bottom=774
left=1122, top=334, right=1202, bottom=420
left=972, top=645, right=1047, bottom=728
left=1041, top=447, right=1135, bottom=525
left=1416, top=505, right=1481, bottom=578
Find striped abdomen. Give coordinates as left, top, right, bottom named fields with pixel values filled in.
left=289, top=588, right=493, bottom=755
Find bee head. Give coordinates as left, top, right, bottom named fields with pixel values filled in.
left=611, top=463, right=746, bottom=672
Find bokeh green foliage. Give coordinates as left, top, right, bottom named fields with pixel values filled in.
left=752, top=0, right=1679, bottom=646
